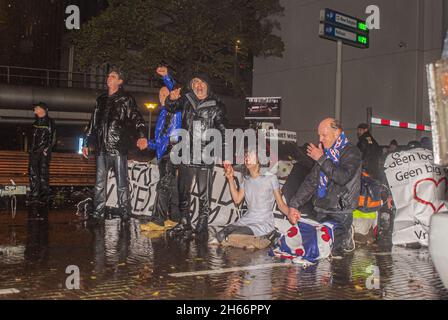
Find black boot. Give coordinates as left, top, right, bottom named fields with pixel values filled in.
left=90, top=210, right=105, bottom=222
left=195, top=214, right=209, bottom=234
left=216, top=228, right=229, bottom=243
left=121, top=207, right=131, bottom=223
left=167, top=217, right=192, bottom=237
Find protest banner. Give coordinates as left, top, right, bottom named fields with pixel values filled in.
left=384, top=148, right=448, bottom=246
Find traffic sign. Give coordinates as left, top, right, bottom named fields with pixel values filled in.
left=319, top=8, right=369, bottom=49
left=320, top=8, right=369, bottom=34
left=318, top=8, right=370, bottom=121
left=319, top=22, right=369, bottom=49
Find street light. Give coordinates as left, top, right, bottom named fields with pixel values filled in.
left=234, top=39, right=241, bottom=83
left=144, top=102, right=157, bottom=140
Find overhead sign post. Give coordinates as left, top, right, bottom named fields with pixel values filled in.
left=319, top=8, right=370, bottom=121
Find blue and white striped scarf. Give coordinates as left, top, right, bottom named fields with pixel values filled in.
left=317, top=131, right=349, bottom=199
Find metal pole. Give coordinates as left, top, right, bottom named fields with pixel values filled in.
left=367, top=107, right=373, bottom=132
left=234, top=43, right=238, bottom=84
left=68, top=45, right=74, bottom=88
left=6, top=66, right=10, bottom=84
left=23, top=134, right=28, bottom=152
left=148, top=111, right=152, bottom=140
left=335, top=40, right=343, bottom=121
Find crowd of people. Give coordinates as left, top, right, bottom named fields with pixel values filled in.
left=27, top=64, right=433, bottom=259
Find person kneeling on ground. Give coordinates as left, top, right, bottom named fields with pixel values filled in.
left=288, top=118, right=362, bottom=257
left=216, top=150, right=295, bottom=247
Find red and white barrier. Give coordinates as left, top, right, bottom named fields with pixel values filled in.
left=371, top=117, right=431, bottom=132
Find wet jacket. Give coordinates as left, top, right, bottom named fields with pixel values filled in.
left=84, top=88, right=147, bottom=155
left=30, top=115, right=56, bottom=154
left=165, top=88, right=227, bottom=168
left=149, top=108, right=182, bottom=160
left=289, top=143, right=362, bottom=214
left=148, top=71, right=182, bottom=160
left=357, top=131, right=381, bottom=178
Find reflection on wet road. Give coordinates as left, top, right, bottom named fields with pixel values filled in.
left=0, top=208, right=447, bottom=300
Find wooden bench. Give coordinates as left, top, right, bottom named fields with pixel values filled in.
left=0, top=151, right=96, bottom=186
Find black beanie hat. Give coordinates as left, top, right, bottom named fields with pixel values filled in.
left=32, top=102, right=49, bottom=112
left=189, top=72, right=212, bottom=92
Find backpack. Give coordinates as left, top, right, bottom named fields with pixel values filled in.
left=358, top=172, right=384, bottom=212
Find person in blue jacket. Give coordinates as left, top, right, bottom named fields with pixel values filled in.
left=144, top=73, right=182, bottom=230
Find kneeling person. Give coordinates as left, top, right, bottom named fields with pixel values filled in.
left=218, top=150, right=294, bottom=247
left=289, top=118, right=362, bottom=256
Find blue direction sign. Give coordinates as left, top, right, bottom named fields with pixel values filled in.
left=320, top=8, right=369, bottom=34
left=319, top=23, right=368, bottom=48
left=319, top=8, right=369, bottom=49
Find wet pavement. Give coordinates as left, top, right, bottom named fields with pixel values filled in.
left=0, top=207, right=447, bottom=300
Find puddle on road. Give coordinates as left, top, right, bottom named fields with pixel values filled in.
left=0, top=209, right=447, bottom=299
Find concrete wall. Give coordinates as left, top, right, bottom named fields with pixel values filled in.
left=253, top=0, right=446, bottom=145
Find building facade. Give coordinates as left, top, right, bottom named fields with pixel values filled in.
left=253, top=0, right=448, bottom=145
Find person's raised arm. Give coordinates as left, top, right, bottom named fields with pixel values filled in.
left=225, top=165, right=245, bottom=205
left=156, top=66, right=175, bottom=91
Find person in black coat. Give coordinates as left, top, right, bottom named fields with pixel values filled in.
left=161, top=70, right=228, bottom=237
left=289, top=118, right=362, bottom=256
left=29, top=102, right=56, bottom=205
left=357, top=123, right=382, bottom=179
left=83, top=68, right=148, bottom=222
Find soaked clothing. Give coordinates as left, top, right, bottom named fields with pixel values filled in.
left=165, top=73, right=228, bottom=234
left=84, top=88, right=146, bottom=156
left=357, top=131, right=382, bottom=179
left=164, top=78, right=228, bottom=168
left=234, top=174, right=280, bottom=237
left=29, top=116, right=55, bottom=202
left=30, top=116, right=56, bottom=154
left=177, top=165, right=213, bottom=231
left=93, top=154, right=129, bottom=216
left=84, top=89, right=146, bottom=217
left=151, top=156, right=180, bottom=224
left=290, top=142, right=362, bottom=214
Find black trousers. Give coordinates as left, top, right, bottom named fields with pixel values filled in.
left=93, top=154, right=130, bottom=215
left=312, top=210, right=353, bottom=253
left=178, top=165, right=213, bottom=224
left=29, top=151, right=51, bottom=201
left=152, top=157, right=180, bottom=223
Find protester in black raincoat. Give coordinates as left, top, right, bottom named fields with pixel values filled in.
left=357, top=123, right=382, bottom=180
left=29, top=102, right=55, bottom=205
left=83, top=68, right=148, bottom=222
left=161, top=70, right=228, bottom=237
